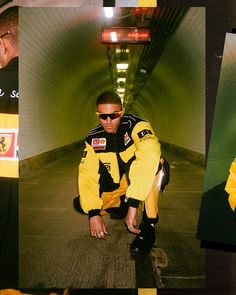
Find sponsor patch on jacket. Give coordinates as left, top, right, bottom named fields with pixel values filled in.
left=0, top=129, right=19, bottom=160
left=104, top=162, right=111, bottom=172
left=138, top=129, right=153, bottom=139
left=124, top=132, right=131, bottom=146
left=91, top=138, right=106, bottom=150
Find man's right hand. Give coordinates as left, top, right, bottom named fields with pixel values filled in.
left=89, top=215, right=108, bottom=240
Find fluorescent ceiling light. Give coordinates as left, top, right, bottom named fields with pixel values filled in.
left=140, top=68, right=147, bottom=74
left=117, top=78, right=126, bottom=82
left=116, top=48, right=129, bottom=53
left=110, top=32, right=117, bottom=42
left=117, top=88, right=125, bottom=93
left=104, top=7, right=113, bottom=18
left=116, top=63, right=129, bottom=70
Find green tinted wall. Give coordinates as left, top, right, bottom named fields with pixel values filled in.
left=203, top=33, right=236, bottom=192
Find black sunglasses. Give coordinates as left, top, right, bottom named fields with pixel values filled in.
left=96, top=110, right=122, bottom=120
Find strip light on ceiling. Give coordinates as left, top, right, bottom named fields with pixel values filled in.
left=117, top=88, right=125, bottom=93
left=104, top=7, right=113, bottom=18
left=110, top=32, right=118, bottom=42
left=116, top=63, right=129, bottom=70
left=116, top=48, right=129, bottom=53
left=117, top=77, right=126, bottom=82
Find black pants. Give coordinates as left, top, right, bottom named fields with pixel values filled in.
left=0, top=177, right=18, bottom=288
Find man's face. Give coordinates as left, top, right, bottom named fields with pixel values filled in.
left=96, top=103, right=123, bottom=134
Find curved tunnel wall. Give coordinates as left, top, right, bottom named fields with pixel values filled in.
left=132, top=7, right=205, bottom=155
left=20, top=7, right=111, bottom=161
left=20, top=7, right=205, bottom=168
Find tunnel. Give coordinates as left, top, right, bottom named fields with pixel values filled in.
left=16, top=5, right=206, bottom=289
left=19, top=6, right=205, bottom=167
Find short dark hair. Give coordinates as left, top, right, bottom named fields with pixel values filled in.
left=0, top=6, right=19, bottom=48
left=96, top=91, right=122, bottom=107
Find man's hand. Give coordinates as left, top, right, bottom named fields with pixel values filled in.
left=89, top=215, right=108, bottom=239
left=125, top=206, right=141, bottom=234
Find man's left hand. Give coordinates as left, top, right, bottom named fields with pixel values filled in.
left=125, top=206, right=141, bottom=234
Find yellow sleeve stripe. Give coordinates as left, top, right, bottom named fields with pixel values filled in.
left=137, top=0, right=157, bottom=7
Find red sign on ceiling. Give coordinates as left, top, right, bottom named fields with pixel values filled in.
left=101, top=27, right=151, bottom=44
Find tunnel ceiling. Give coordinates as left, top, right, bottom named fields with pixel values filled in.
left=102, top=7, right=188, bottom=110
left=18, top=4, right=188, bottom=111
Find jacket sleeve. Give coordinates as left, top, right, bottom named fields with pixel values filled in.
left=78, top=141, right=103, bottom=214
left=126, top=121, right=161, bottom=202
left=225, top=158, right=236, bottom=211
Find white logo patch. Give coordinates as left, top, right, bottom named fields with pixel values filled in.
left=124, top=132, right=131, bottom=146
left=91, top=138, right=106, bottom=150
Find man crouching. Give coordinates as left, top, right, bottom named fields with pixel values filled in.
left=76, top=90, right=164, bottom=254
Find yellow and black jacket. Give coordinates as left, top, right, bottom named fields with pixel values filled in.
left=0, top=57, right=19, bottom=179
left=225, top=158, right=236, bottom=212
left=78, top=114, right=161, bottom=215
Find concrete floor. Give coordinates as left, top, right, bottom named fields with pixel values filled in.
left=19, top=147, right=205, bottom=289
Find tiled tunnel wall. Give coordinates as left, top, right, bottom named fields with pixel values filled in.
left=19, top=7, right=205, bottom=174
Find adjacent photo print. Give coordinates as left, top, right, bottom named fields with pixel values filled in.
left=197, top=32, right=236, bottom=247
left=19, top=5, right=205, bottom=289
